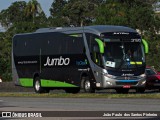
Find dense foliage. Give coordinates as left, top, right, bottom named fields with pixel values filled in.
left=0, top=0, right=159, bottom=81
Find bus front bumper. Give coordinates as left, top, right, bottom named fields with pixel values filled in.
left=98, top=76, right=146, bottom=89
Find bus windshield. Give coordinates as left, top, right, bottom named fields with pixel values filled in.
left=103, top=40, right=145, bottom=69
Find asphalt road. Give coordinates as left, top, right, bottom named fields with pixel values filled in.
left=0, top=97, right=160, bottom=120
left=0, top=97, right=160, bottom=111
left=0, top=87, right=160, bottom=120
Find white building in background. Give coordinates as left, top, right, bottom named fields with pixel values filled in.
left=0, top=23, right=5, bottom=32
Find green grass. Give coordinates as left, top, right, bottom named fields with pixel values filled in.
left=0, top=92, right=160, bottom=99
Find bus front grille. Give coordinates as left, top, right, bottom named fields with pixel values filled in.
left=116, top=76, right=138, bottom=80
left=116, top=82, right=138, bottom=85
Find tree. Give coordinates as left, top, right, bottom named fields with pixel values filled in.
left=94, top=1, right=128, bottom=25
left=0, top=32, right=12, bottom=81
left=0, top=1, right=27, bottom=29
left=49, top=0, right=104, bottom=27
left=63, top=0, right=98, bottom=26
left=25, top=0, right=43, bottom=23
left=49, top=0, right=68, bottom=26
left=94, top=0, right=159, bottom=34
left=50, top=0, right=67, bottom=17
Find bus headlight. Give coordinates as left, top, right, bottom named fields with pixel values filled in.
left=140, top=74, right=146, bottom=78
left=141, top=80, right=146, bottom=85
left=106, top=81, right=112, bottom=85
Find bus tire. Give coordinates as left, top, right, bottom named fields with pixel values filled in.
left=65, top=87, right=80, bottom=94
left=83, top=78, right=95, bottom=93
left=34, top=77, right=49, bottom=93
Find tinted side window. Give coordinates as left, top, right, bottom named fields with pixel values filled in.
left=42, top=33, right=84, bottom=55
left=41, top=32, right=65, bottom=55
left=14, top=32, right=85, bottom=56
left=85, top=33, right=102, bottom=66
left=66, top=34, right=84, bottom=54
left=14, top=34, right=40, bottom=56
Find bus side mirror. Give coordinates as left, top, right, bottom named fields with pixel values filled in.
left=142, top=39, right=149, bottom=54
left=95, top=38, right=104, bottom=54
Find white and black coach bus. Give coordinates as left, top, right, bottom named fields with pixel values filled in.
left=12, top=25, right=148, bottom=93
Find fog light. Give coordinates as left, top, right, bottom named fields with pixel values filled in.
left=96, top=83, right=101, bottom=87
left=106, top=81, right=112, bottom=85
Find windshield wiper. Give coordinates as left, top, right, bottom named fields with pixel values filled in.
left=117, top=43, right=126, bottom=70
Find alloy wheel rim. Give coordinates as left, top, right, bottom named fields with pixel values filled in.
left=35, top=80, right=40, bottom=91
left=85, top=80, right=90, bottom=91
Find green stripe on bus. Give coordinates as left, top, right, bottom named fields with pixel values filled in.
left=69, top=34, right=79, bottom=37
left=20, top=78, right=33, bottom=87
left=19, top=78, right=78, bottom=87
left=41, top=79, right=78, bottom=87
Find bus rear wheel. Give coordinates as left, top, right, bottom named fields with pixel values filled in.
left=83, top=78, right=95, bottom=93
left=34, top=77, right=49, bottom=93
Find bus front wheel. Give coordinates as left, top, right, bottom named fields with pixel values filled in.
left=34, top=77, right=49, bottom=93
left=83, top=78, right=95, bottom=93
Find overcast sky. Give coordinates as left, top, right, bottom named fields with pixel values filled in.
left=0, top=0, right=53, bottom=17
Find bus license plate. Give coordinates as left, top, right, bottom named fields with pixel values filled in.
left=123, top=85, right=131, bottom=88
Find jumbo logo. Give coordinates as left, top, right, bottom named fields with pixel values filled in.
left=44, top=56, right=70, bottom=66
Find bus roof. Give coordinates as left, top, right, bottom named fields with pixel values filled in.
left=35, top=25, right=137, bottom=34
left=14, top=25, right=137, bottom=37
